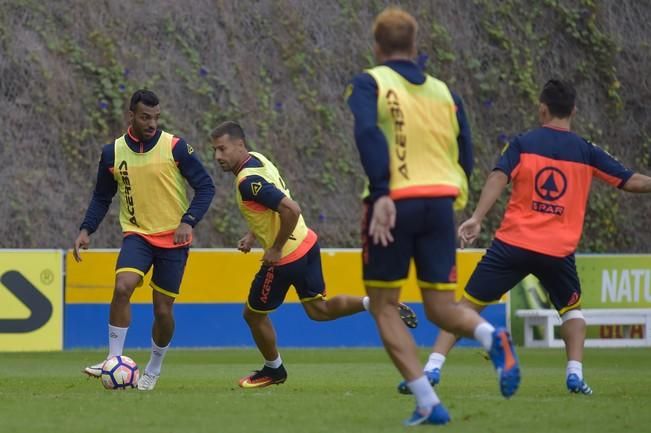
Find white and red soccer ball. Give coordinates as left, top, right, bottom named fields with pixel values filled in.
left=100, top=355, right=140, bottom=389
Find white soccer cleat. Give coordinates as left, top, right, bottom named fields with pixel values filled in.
left=83, top=361, right=106, bottom=378
left=137, top=372, right=159, bottom=391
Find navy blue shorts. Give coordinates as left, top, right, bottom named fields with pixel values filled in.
left=115, top=234, right=189, bottom=297
left=362, top=197, right=457, bottom=290
left=247, top=242, right=326, bottom=313
left=464, top=238, right=581, bottom=313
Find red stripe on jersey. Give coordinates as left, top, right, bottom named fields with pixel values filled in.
left=242, top=201, right=268, bottom=212
left=390, top=185, right=459, bottom=200
left=124, top=230, right=191, bottom=249
left=277, top=229, right=317, bottom=266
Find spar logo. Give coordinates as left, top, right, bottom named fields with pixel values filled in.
left=0, top=271, right=53, bottom=332
left=532, top=167, right=567, bottom=216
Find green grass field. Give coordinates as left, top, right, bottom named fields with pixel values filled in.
left=0, top=348, right=649, bottom=433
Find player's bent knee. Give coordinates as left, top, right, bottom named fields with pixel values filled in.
left=562, top=309, right=585, bottom=323
left=306, top=310, right=330, bottom=321
left=304, top=304, right=331, bottom=321
left=153, top=303, right=173, bottom=319
left=113, top=284, right=134, bottom=302
left=423, top=300, right=453, bottom=323
left=243, top=306, right=266, bottom=324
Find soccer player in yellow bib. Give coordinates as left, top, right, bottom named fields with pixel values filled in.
left=73, top=90, right=215, bottom=391
left=346, top=7, right=521, bottom=425
left=211, top=121, right=417, bottom=388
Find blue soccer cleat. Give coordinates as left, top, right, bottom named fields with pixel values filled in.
left=397, top=368, right=441, bottom=395
left=488, top=328, right=521, bottom=398
left=403, top=403, right=450, bottom=426
left=566, top=374, right=593, bottom=395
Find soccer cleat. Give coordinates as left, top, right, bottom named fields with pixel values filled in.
left=397, top=368, right=441, bottom=395
left=488, top=328, right=521, bottom=398
left=567, top=374, right=593, bottom=395
left=239, top=364, right=287, bottom=388
left=137, top=372, right=159, bottom=391
left=403, top=404, right=450, bottom=426
left=398, top=303, right=418, bottom=328
left=83, top=361, right=106, bottom=378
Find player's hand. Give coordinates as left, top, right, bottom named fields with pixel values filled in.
left=73, top=229, right=90, bottom=263
left=238, top=232, right=256, bottom=253
left=369, top=196, right=396, bottom=247
left=458, top=217, right=481, bottom=248
left=174, top=222, right=193, bottom=245
left=262, top=247, right=282, bottom=267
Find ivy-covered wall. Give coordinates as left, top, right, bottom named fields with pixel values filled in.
left=1, top=0, right=649, bottom=251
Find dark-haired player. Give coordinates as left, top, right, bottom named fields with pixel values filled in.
left=210, top=121, right=418, bottom=389
left=74, top=89, right=215, bottom=391
left=408, top=79, right=651, bottom=397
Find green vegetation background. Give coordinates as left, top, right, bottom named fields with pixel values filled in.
left=1, top=0, right=649, bottom=251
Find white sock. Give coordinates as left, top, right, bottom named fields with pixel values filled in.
left=407, top=375, right=440, bottom=409
left=474, top=322, right=496, bottom=351
left=424, top=353, right=446, bottom=372
left=107, top=324, right=128, bottom=358
left=567, top=360, right=583, bottom=380
left=362, top=296, right=370, bottom=311
left=264, top=355, right=283, bottom=369
left=145, top=339, right=169, bottom=376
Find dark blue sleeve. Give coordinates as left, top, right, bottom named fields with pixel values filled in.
left=494, top=136, right=522, bottom=182
left=346, top=72, right=390, bottom=201
left=451, top=92, right=473, bottom=180
left=588, top=141, right=634, bottom=188
left=238, top=175, right=286, bottom=211
left=173, top=138, right=216, bottom=227
left=80, top=144, right=117, bottom=234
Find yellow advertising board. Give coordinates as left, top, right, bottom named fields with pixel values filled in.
left=0, top=250, right=63, bottom=351
left=66, top=248, right=487, bottom=304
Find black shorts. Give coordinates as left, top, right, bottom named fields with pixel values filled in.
left=464, top=238, right=581, bottom=313
left=115, top=234, right=189, bottom=297
left=247, top=242, right=326, bottom=313
left=362, top=197, right=457, bottom=291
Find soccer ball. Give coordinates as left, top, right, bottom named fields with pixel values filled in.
left=100, top=355, right=140, bottom=390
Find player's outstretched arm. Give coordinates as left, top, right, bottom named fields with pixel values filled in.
left=622, top=173, right=651, bottom=193
left=470, top=170, right=508, bottom=221
left=458, top=170, right=508, bottom=247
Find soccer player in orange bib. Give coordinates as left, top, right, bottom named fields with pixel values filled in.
left=210, top=121, right=418, bottom=389
left=346, top=6, right=521, bottom=426
left=411, top=79, right=651, bottom=397
left=74, top=90, right=215, bottom=391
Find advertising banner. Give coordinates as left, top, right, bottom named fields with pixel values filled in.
left=0, top=250, right=63, bottom=351
left=64, top=248, right=500, bottom=348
